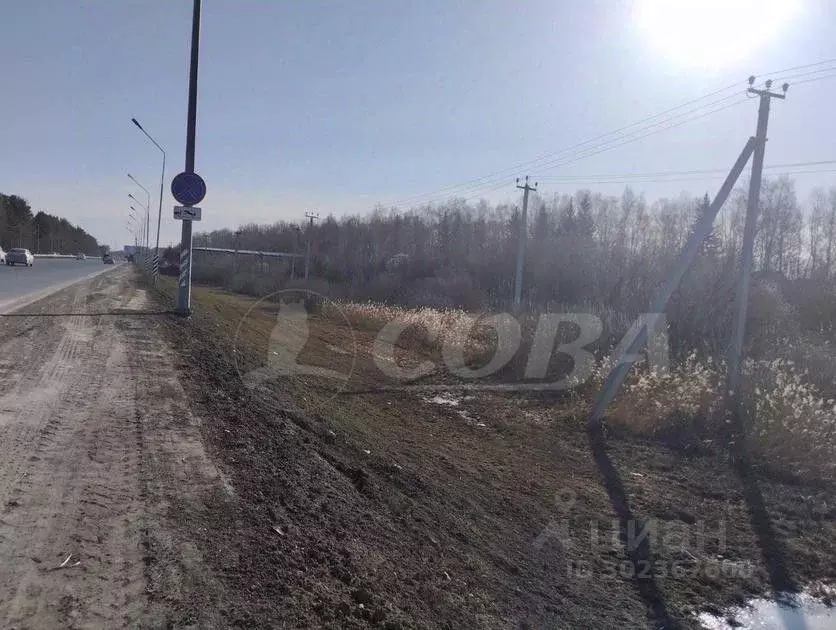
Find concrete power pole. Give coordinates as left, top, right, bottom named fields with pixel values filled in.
left=304, top=212, right=319, bottom=281
left=233, top=229, right=242, bottom=274
left=513, top=176, right=537, bottom=312
left=726, top=77, right=788, bottom=412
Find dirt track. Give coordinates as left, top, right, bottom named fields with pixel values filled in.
left=0, top=267, right=228, bottom=628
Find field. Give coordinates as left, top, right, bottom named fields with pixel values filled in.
left=145, top=274, right=836, bottom=629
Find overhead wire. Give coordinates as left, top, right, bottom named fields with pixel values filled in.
left=535, top=160, right=836, bottom=183
left=531, top=168, right=836, bottom=188
left=390, top=59, right=836, bottom=207
left=389, top=81, right=748, bottom=206
left=422, top=94, right=750, bottom=204
left=452, top=72, right=836, bottom=201
left=793, top=72, right=836, bottom=87
left=447, top=96, right=750, bottom=201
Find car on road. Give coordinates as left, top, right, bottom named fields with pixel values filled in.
left=0, top=247, right=5, bottom=264
left=76, top=253, right=86, bottom=260
left=102, top=254, right=114, bottom=264
left=6, top=248, right=34, bottom=267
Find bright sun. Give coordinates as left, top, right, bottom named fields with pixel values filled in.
left=634, top=0, right=801, bottom=70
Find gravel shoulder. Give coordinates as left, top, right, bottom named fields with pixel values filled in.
left=0, top=267, right=229, bottom=628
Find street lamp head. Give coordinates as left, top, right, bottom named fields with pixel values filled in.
left=131, top=118, right=143, bottom=131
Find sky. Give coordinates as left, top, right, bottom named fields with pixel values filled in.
left=1, top=0, right=835, bottom=251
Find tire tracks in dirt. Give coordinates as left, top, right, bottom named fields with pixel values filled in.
left=0, top=268, right=230, bottom=629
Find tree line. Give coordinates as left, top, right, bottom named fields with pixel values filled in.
left=0, top=193, right=100, bottom=254
left=191, top=174, right=836, bottom=358
left=194, top=174, right=836, bottom=301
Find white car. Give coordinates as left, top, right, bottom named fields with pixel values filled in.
left=0, top=248, right=5, bottom=264
left=6, top=248, right=34, bottom=267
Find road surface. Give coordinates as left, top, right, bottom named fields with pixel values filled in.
left=0, top=258, right=120, bottom=314
left=0, top=266, right=229, bottom=627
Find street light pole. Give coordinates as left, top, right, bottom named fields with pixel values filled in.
left=132, top=118, right=166, bottom=283
left=129, top=206, right=143, bottom=261
left=128, top=173, right=151, bottom=269
left=177, top=0, right=202, bottom=315
left=128, top=194, right=148, bottom=260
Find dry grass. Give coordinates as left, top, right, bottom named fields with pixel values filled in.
left=601, top=352, right=836, bottom=479
left=152, top=277, right=836, bottom=481
left=339, top=300, right=836, bottom=480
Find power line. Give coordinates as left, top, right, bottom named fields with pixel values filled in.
left=447, top=96, right=749, bottom=202
left=535, top=160, right=836, bottom=182
left=533, top=168, right=836, bottom=188
left=389, top=59, right=836, bottom=208
left=761, top=58, right=836, bottom=77
left=389, top=83, right=748, bottom=207
left=400, top=91, right=750, bottom=205
left=793, top=72, right=836, bottom=87
left=424, top=78, right=836, bottom=203
left=772, top=65, right=836, bottom=83
left=511, top=98, right=748, bottom=177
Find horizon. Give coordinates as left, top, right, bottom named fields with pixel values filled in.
left=1, top=1, right=835, bottom=251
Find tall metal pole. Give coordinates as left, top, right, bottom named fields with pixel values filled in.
left=513, top=176, right=537, bottom=313
left=726, top=78, right=788, bottom=411
left=156, top=150, right=165, bottom=279
left=146, top=190, right=151, bottom=256
left=132, top=118, right=167, bottom=284
left=128, top=174, right=152, bottom=270
left=178, top=0, right=201, bottom=314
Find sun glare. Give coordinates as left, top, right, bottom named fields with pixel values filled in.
left=634, top=0, right=801, bottom=70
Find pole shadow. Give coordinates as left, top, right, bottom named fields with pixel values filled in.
left=729, top=423, right=805, bottom=628
left=587, top=423, right=683, bottom=630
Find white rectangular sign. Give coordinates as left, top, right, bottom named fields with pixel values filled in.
left=173, top=206, right=202, bottom=221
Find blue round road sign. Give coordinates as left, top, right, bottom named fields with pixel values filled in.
left=171, top=171, right=206, bottom=206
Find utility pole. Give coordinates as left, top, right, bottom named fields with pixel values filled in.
left=726, top=77, right=788, bottom=416
left=513, top=176, right=537, bottom=312
left=233, top=229, right=242, bottom=274
left=304, top=212, right=319, bottom=281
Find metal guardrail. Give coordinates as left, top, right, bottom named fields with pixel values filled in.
left=193, top=246, right=302, bottom=258
left=31, top=255, right=125, bottom=261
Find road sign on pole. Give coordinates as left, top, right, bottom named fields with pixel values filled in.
left=173, top=206, right=202, bottom=221
left=171, top=171, right=206, bottom=206
left=176, top=0, right=203, bottom=316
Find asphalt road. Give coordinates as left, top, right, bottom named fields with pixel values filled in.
left=0, top=258, right=121, bottom=313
